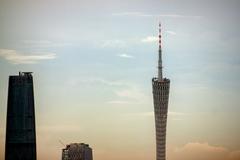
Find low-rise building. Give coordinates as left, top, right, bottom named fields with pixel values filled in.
left=62, top=143, right=93, bottom=160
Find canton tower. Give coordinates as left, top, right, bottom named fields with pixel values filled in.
left=152, top=23, right=170, bottom=160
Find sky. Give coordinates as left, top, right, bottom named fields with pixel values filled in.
left=0, top=0, right=240, bottom=160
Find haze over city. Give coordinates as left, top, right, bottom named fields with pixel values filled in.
left=0, top=0, right=240, bottom=160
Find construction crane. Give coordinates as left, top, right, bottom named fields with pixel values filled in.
left=59, top=140, right=66, bottom=147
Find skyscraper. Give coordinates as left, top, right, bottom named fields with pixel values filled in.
left=5, top=72, right=37, bottom=160
left=62, top=143, right=93, bottom=160
left=152, top=24, right=170, bottom=160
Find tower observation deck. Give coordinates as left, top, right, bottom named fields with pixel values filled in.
left=152, top=23, right=170, bottom=160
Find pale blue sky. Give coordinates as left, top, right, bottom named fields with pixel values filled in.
left=0, top=0, right=240, bottom=160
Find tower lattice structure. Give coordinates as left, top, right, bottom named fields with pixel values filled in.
left=152, top=23, right=170, bottom=160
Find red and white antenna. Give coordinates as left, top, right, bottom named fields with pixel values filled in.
left=159, top=23, right=162, bottom=50
left=158, top=22, right=163, bottom=81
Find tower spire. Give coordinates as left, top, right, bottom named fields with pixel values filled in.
left=158, top=23, right=163, bottom=81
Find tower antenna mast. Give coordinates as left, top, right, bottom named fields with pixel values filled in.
left=158, top=23, right=163, bottom=81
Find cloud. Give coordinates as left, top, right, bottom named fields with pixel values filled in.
left=158, top=14, right=202, bottom=18
left=169, top=142, right=240, bottom=160
left=117, top=54, right=134, bottom=59
left=0, top=49, right=56, bottom=64
left=67, top=77, right=128, bottom=87
left=107, top=84, right=151, bottom=105
left=66, top=77, right=148, bottom=105
left=112, top=12, right=143, bottom=16
left=112, top=12, right=202, bottom=19
left=106, top=100, right=132, bottom=104
left=166, top=30, right=177, bottom=35
left=141, top=36, right=158, bottom=43
left=141, top=31, right=176, bottom=43
left=114, top=88, right=146, bottom=101
left=22, top=40, right=73, bottom=48
left=38, top=125, right=82, bottom=133
left=169, top=111, right=187, bottom=116
left=123, top=111, right=153, bottom=117
left=123, top=111, right=188, bottom=117
left=101, top=40, right=126, bottom=48
left=229, top=151, right=240, bottom=160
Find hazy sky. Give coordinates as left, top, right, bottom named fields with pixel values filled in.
left=0, top=0, right=240, bottom=160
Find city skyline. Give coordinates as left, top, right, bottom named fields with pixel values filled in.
left=0, top=0, right=240, bottom=160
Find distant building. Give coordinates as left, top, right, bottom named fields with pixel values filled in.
left=152, top=24, right=170, bottom=160
left=62, top=143, right=93, bottom=160
left=5, top=72, right=37, bottom=160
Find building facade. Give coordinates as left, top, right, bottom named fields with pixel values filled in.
left=5, top=72, right=37, bottom=160
left=62, top=143, right=93, bottom=160
left=152, top=24, right=170, bottom=160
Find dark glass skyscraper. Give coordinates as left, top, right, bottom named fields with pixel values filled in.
left=5, top=72, right=37, bottom=160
